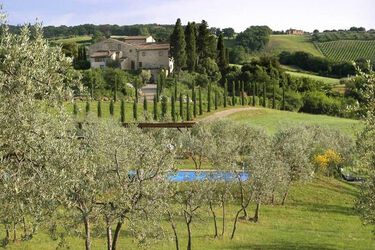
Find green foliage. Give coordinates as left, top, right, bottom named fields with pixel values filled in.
left=97, top=100, right=102, bottom=117
left=224, top=80, right=228, bottom=107
left=186, top=94, right=191, bottom=121
left=192, top=85, right=197, bottom=117
left=109, top=99, right=114, bottom=116
left=207, top=83, right=211, bottom=112
left=179, top=93, right=183, bottom=120
left=153, top=95, right=158, bottom=120
left=85, top=101, right=90, bottom=114
left=170, top=18, right=187, bottom=71
left=236, top=26, right=272, bottom=52
left=73, top=102, right=78, bottom=115
left=185, top=22, right=197, bottom=72
left=317, top=40, right=375, bottom=62
left=199, top=87, right=203, bottom=115
left=161, top=96, right=168, bottom=118
left=301, top=91, right=342, bottom=116
left=120, top=99, right=125, bottom=123
left=171, top=95, right=176, bottom=122
left=133, top=100, right=138, bottom=120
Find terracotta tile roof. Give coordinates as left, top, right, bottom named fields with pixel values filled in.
left=136, top=43, right=170, bottom=50
left=90, top=50, right=115, bottom=58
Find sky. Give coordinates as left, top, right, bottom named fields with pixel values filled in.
left=3, top=0, right=375, bottom=32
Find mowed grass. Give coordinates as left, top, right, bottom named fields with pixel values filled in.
left=3, top=177, right=374, bottom=250
left=49, top=35, right=92, bottom=44
left=227, top=108, right=361, bottom=137
left=265, top=35, right=323, bottom=57
left=285, top=71, right=341, bottom=85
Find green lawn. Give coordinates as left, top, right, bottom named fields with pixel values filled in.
left=265, top=35, right=323, bottom=57
left=3, top=177, right=374, bottom=249
left=227, top=108, right=361, bottom=137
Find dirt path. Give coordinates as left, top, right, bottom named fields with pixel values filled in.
left=199, top=107, right=259, bottom=122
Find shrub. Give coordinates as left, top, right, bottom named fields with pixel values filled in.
left=301, top=91, right=341, bottom=116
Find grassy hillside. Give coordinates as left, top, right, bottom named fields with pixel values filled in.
left=316, top=40, right=375, bottom=62
left=227, top=108, right=361, bottom=137
left=265, top=35, right=323, bottom=57
left=285, top=70, right=341, bottom=85
left=49, top=35, right=92, bottom=45
left=3, top=177, right=374, bottom=250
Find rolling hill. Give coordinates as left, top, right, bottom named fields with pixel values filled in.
left=265, top=35, right=323, bottom=57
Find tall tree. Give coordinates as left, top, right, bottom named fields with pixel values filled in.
left=133, top=100, right=138, bottom=120
left=241, top=81, right=245, bottom=106
left=207, top=83, right=212, bottom=112
left=179, top=93, right=184, bottom=120
left=143, top=96, right=148, bottom=113
left=192, top=84, right=197, bottom=118
left=109, top=100, right=114, bottom=116
left=185, top=22, right=197, bottom=72
left=153, top=95, right=158, bottom=120
left=161, top=96, right=168, bottom=118
left=171, top=95, right=176, bottom=122
left=186, top=95, right=191, bottom=121
left=252, top=82, right=256, bottom=106
left=73, top=102, right=78, bottom=116
left=232, top=81, right=236, bottom=106
left=197, top=20, right=210, bottom=61
left=113, top=75, right=118, bottom=102
left=199, top=87, right=203, bottom=115
left=217, top=33, right=227, bottom=71
left=224, top=80, right=228, bottom=107
left=85, top=101, right=90, bottom=114
left=262, top=82, right=267, bottom=107
left=97, top=100, right=102, bottom=118
left=170, top=18, right=187, bottom=72
left=120, top=99, right=125, bottom=123
left=214, top=91, right=218, bottom=110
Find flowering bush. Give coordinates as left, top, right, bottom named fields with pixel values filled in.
left=314, top=149, right=342, bottom=177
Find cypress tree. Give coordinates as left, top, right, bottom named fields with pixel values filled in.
left=120, top=99, right=125, bottom=123
left=252, top=82, right=256, bottom=106
left=113, top=75, right=118, bottom=102
left=179, top=93, right=183, bottom=120
left=262, top=82, right=266, bottom=107
left=170, top=18, right=187, bottom=72
left=97, top=100, right=102, bottom=118
left=109, top=99, right=114, bottom=116
left=272, top=81, right=276, bottom=109
left=174, top=78, right=178, bottom=99
left=134, top=80, right=139, bottom=102
left=192, top=85, right=197, bottom=118
left=161, top=96, right=168, bottom=118
left=143, top=96, right=148, bottom=112
left=224, top=80, right=228, bottom=107
left=73, top=102, right=78, bottom=116
left=217, top=33, right=227, bottom=71
left=185, top=22, right=197, bottom=72
left=207, top=83, right=211, bottom=112
left=153, top=95, right=158, bottom=120
left=282, top=82, right=286, bottom=110
left=133, top=100, right=138, bottom=121
left=232, top=81, right=236, bottom=106
left=214, top=91, right=218, bottom=110
left=85, top=101, right=90, bottom=114
left=197, top=20, right=209, bottom=61
left=186, top=94, right=191, bottom=121
left=156, top=80, right=160, bottom=102
left=171, top=95, right=176, bottom=122
left=198, top=87, right=203, bottom=115
left=241, top=81, right=245, bottom=106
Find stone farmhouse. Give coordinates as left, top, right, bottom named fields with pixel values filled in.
left=88, top=35, right=173, bottom=80
left=286, top=29, right=305, bottom=35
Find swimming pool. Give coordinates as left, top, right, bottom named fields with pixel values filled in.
left=167, top=170, right=249, bottom=182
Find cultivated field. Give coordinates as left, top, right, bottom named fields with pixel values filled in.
left=265, top=35, right=323, bottom=57
left=316, top=40, right=375, bottom=62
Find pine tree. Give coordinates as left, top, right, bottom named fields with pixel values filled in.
left=232, top=81, right=236, bottom=106
left=217, top=33, right=227, bottom=71
left=171, top=95, right=176, bottom=122
left=153, top=95, right=158, bottom=120
left=192, top=85, right=197, bottom=118
left=199, top=87, right=203, bottom=115
left=262, top=82, right=266, bottom=107
left=133, top=100, right=138, bottom=120
left=207, top=83, right=211, bottom=112
left=85, top=101, right=90, bottom=114
left=109, top=99, right=114, bottom=116
left=241, top=81, right=245, bottom=106
left=161, top=96, right=168, bottom=118
left=73, top=102, right=78, bottom=116
left=185, top=22, right=197, bottom=72
left=120, top=99, right=125, bottom=123
left=170, top=18, right=187, bottom=72
left=186, top=94, right=191, bottom=121
left=214, top=91, right=218, bottom=110
left=224, top=80, right=228, bottom=107
left=179, top=93, right=183, bottom=120
left=97, top=100, right=102, bottom=118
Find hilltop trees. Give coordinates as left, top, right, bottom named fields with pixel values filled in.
left=170, top=18, right=187, bottom=72
left=236, top=26, right=272, bottom=52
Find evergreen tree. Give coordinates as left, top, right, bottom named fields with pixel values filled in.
left=170, top=18, right=187, bottom=72
left=109, top=99, right=114, bottom=116
left=179, top=93, right=184, bottom=120
left=113, top=75, right=118, bottom=102
left=134, top=80, right=139, bottom=102
left=199, top=87, right=203, bottom=115
left=197, top=20, right=210, bottom=61
left=73, top=102, right=78, bottom=116
left=153, top=95, right=158, bottom=120
left=207, top=83, right=211, bottom=112
left=192, top=85, right=197, bottom=118
left=174, top=78, right=178, bottom=99
left=186, top=94, right=191, bottom=121
left=232, top=81, right=236, bottom=106
left=143, top=96, right=148, bottom=113
left=97, top=100, right=102, bottom=118
left=225, top=48, right=230, bottom=66
left=156, top=80, right=160, bottom=102
left=282, top=81, right=286, bottom=110
left=214, top=91, right=218, bottom=110
left=252, top=82, right=256, bottom=106
left=133, top=100, right=138, bottom=120
left=171, top=95, right=176, bottom=122
left=85, top=101, right=90, bottom=114
left=120, top=99, right=125, bottom=123
left=224, top=80, right=228, bottom=107
left=217, top=33, right=227, bottom=71
left=263, top=82, right=267, bottom=107
left=161, top=96, right=168, bottom=118
left=185, top=22, right=197, bottom=72
left=272, top=81, right=276, bottom=109
left=241, top=81, right=245, bottom=106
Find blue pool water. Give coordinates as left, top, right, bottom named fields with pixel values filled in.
left=167, top=170, right=249, bottom=182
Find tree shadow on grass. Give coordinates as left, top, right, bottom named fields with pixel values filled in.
left=292, top=202, right=356, bottom=216
left=225, top=241, right=337, bottom=250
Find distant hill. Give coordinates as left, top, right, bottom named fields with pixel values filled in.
left=264, top=35, right=322, bottom=57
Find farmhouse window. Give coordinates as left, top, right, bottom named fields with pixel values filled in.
left=139, top=62, right=143, bottom=68
left=142, top=51, right=146, bottom=56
